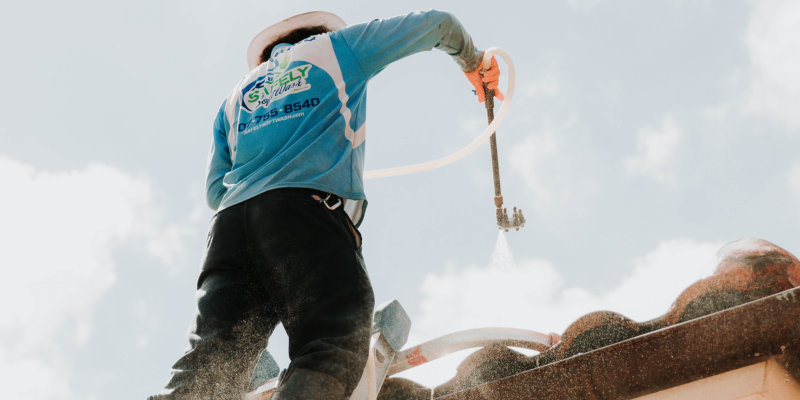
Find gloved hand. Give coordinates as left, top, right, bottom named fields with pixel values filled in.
left=464, top=55, right=505, bottom=103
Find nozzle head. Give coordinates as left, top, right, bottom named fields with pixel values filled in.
left=496, top=205, right=525, bottom=231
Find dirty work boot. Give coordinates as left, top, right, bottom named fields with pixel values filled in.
left=270, top=368, right=346, bottom=400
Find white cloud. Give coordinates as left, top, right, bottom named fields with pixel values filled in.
left=788, top=162, right=800, bottom=198
left=0, top=156, right=183, bottom=399
left=145, top=223, right=195, bottom=269
left=399, top=234, right=721, bottom=387
left=745, top=0, right=800, bottom=129
left=623, top=116, right=681, bottom=185
left=601, top=239, right=720, bottom=319
left=0, top=349, right=71, bottom=400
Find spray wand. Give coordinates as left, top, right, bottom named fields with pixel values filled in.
left=481, top=60, right=524, bottom=232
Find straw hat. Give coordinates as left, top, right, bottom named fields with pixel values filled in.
left=246, top=11, right=346, bottom=70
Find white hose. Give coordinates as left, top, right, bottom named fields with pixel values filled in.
left=363, top=47, right=515, bottom=179
left=387, top=327, right=556, bottom=376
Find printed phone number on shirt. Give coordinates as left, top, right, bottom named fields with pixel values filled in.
left=238, top=98, right=320, bottom=131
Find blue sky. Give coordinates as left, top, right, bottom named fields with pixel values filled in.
left=1, top=0, right=799, bottom=398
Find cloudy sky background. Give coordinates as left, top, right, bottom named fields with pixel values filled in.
left=1, top=0, right=799, bottom=398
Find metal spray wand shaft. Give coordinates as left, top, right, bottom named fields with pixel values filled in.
left=483, top=83, right=505, bottom=226
left=483, top=82, right=525, bottom=231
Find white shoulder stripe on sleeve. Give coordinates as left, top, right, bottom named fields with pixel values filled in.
left=293, top=35, right=366, bottom=148
left=224, top=85, right=241, bottom=159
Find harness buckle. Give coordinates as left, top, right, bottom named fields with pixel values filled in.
left=311, top=193, right=342, bottom=210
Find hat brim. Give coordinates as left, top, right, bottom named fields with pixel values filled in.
left=246, top=11, right=346, bottom=70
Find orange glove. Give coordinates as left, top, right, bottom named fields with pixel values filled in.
left=464, top=55, right=505, bottom=103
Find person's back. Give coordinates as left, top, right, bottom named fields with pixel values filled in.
left=208, top=29, right=370, bottom=219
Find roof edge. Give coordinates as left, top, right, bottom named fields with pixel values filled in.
left=437, top=286, right=800, bottom=400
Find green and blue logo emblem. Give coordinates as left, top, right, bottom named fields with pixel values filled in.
left=241, top=45, right=313, bottom=112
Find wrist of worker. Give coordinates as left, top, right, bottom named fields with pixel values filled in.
left=459, top=49, right=485, bottom=73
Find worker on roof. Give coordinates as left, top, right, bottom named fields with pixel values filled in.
left=148, top=10, right=502, bottom=400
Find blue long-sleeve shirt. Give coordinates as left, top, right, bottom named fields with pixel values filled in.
left=206, top=10, right=483, bottom=225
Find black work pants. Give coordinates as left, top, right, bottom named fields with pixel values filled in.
left=150, top=188, right=374, bottom=400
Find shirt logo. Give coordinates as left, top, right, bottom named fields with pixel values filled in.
left=241, top=46, right=313, bottom=112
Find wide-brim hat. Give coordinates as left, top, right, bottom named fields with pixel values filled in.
left=246, top=11, right=347, bottom=70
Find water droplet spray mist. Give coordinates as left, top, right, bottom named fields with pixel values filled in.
left=491, top=231, right=516, bottom=270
